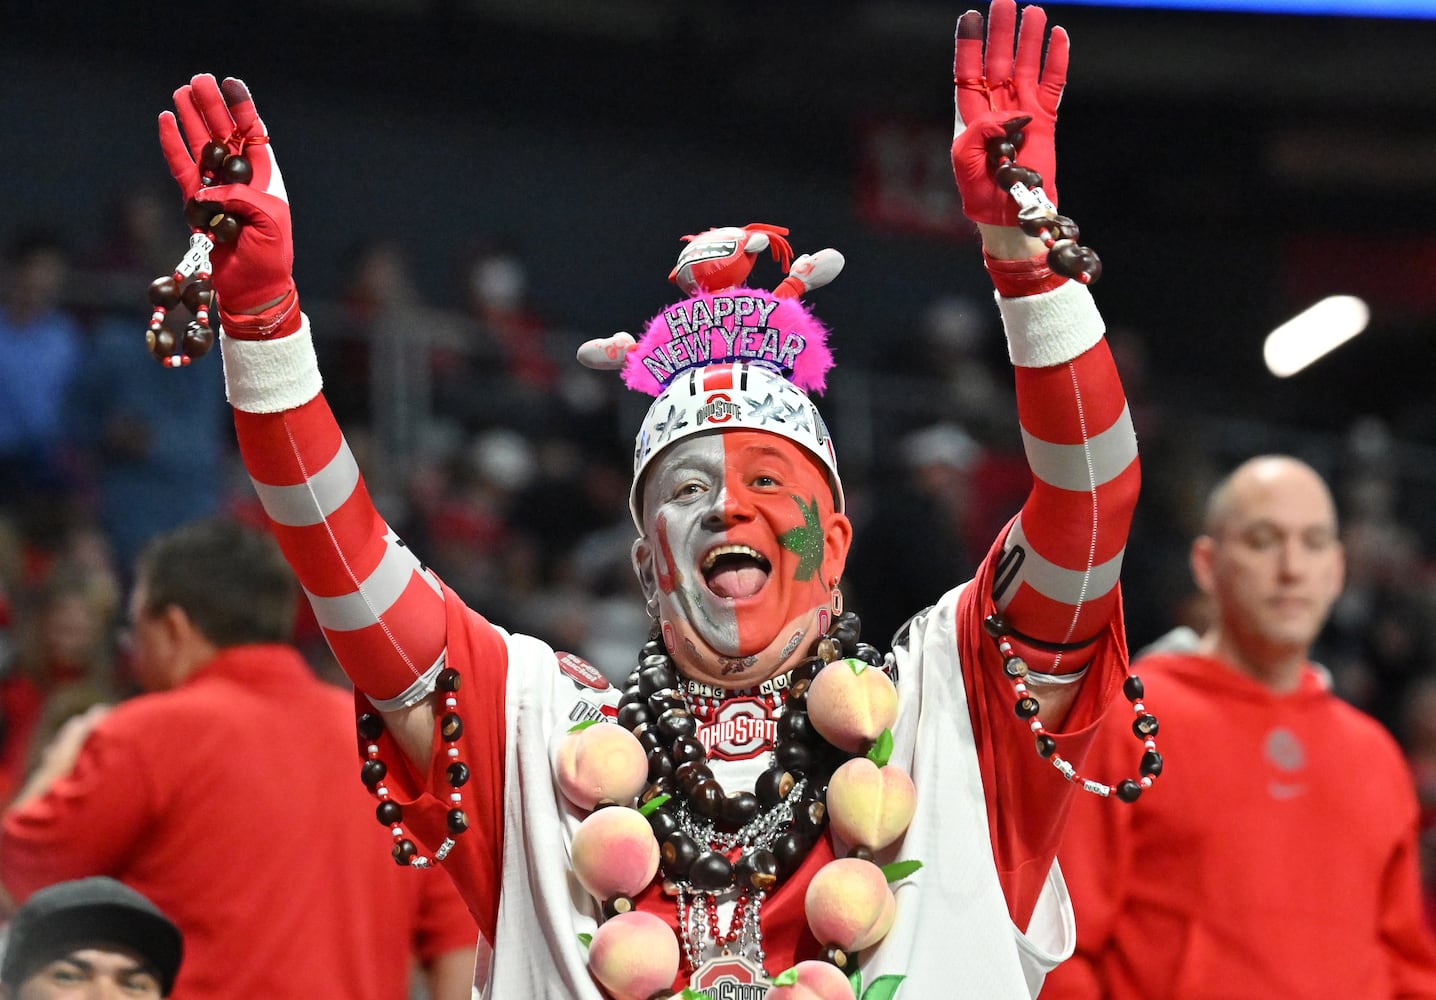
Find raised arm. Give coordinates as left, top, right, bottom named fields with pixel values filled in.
left=157, top=76, right=452, bottom=768
left=951, top=2, right=1139, bottom=722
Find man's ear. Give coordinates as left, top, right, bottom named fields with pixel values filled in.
left=823, top=511, right=854, bottom=584
left=631, top=536, right=658, bottom=606
left=1190, top=535, right=1216, bottom=596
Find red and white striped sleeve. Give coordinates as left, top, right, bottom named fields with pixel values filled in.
left=219, top=317, right=451, bottom=708
left=989, top=273, right=1140, bottom=672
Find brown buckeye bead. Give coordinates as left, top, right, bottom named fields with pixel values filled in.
left=656, top=708, right=697, bottom=741
left=816, top=637, right=842, bottom=662
left=792, top=799, right=827, bottom=837
left=660, top=831, right=699, bottom=877
left=1115, top=779, right=1142, bottom=803
left=994, top=162, right=1028, bottom=190
left=647, top=747, right=675, bottom=782
left=184, top=197, right=222, bottom=232
left=1035, top=733, right=1058, bottom=758
left=602, top=896, right=636, bottom=920
left=647, top=807, right=679, bottom=843
left=688, top=779, right=726, bottom=819
left=376, top=800, right=403, bottom=825
left=669, top=734, right=706, bottom=765
left=210, top=214, right=241, bottom=244
left=361, top=759, right=387, bottom=788
left=754, top=767, right=796, bottom=806
left=633, top=723, right=663, bottom=753
left=392, top=839, right=418, bottom=866
left=774, top=739, right=814, bottom=774
left=674, top=760, right=713, bottom=793
left=200, top=141, right=229, bottom=171
left=446, top=761, right=470, bottom=787
left=819, top=946, right=850, bottom=970
left=181, top=281, right=213, bottom=312
left=181, top=323, right=214, bottom=359
left=148, top=276, right=181, bottom=307
left=734, top=849, right=780, bottom=892
left=687, top=850, right=734, bottom=891
left=618, top=701, right=652, bottom=730
left=440, top=712, right=463, bottom=741
left=446, top=808, right=469, bottom=835
left=776, top=708, right=814, bottom=744
left=219, top=153, right=252, bottom=185
left=1140, top=751, right=1164, bottom=777
left=720, top=790, right=760, bottom=827
left=1123, top=675, right=1145, bottom=702
left=1132, top=714, right=1159, bottom=738
left=1015, top=696, right=1041, bottom=719
left=986, top=140, right=1018, bottom=170
left=437, top=667, right=463, bottom=692
left=151, top=327, right=178, bottom=358
left=357, top=713, right=385, bottom=740
left=648, top=689, right=685, bottom=716
left=771, top=830, right=813, bottom=876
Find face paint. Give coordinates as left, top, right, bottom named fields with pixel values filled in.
left=637, top=430, right=851, bottom=686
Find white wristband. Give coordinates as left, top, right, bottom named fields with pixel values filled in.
left=219, top=312, right=323, bottom=413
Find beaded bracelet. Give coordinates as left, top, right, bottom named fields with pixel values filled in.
left=144, top=138, right=264, bottom=367
left=984, top=614, right=1162, bottom=802
left=357, top=666, right=472, bottom=867
left=984, top=116, right=1102, bottom=286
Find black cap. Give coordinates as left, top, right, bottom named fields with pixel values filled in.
left=2, top=877, right=183, bottom=994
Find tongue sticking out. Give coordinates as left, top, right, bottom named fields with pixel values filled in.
left=707, top=563, right=768, bottom=600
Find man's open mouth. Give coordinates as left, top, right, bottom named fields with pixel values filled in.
left=702, top=545, right=771, bottom=600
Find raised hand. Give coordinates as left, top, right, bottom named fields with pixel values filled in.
left=158, top=75, right=297, bottom=333
left=951, top=0, right=1068, bottom=227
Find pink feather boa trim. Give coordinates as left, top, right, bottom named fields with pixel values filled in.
left=621, top=288, right=834, bottom=397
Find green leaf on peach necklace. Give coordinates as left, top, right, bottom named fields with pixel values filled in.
left=866, top=728, right=894, bottom=768
left=638, top=793, right=671, bottom=816
left=772, top=967, right=800, bottom=987
left=577, top=933, right=592, bottom=947
left=680, top=990, right=707, bottom=999
left=880, top=859, right=923, bottom=883
left=861, top=974, right=907, bottom=1000
left=568, top=719, right=600, bottom=733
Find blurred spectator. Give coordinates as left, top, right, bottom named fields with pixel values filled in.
left=0, top=231, right=82, bottom=547
left=0, top=875, right=184, bottom=998
left=1044, top=455, right=1436, bottom=1000
left=0, top=556, right=120, bottom=808
left=64, top=313, right=230, bottom=579
left=845, top=422, right=982, bottom=646
left=0, top=518, right=478, bottom=999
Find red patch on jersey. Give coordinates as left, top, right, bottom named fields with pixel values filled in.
left=557, top=652, right=609, bottom=690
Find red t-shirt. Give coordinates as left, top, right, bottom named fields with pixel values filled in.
left=0, top=645, right=477, bottom=1000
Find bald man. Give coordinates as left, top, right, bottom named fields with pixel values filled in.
left=1043, top=456, right=1436, bottom=999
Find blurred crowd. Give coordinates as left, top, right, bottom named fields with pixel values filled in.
left=5, top=188, right=1436, bottom=933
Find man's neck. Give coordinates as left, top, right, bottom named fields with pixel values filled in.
left=1197, top=629, right=1307, bottom=693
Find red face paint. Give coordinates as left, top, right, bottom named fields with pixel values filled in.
left=638, top=430, right=850, bottom=685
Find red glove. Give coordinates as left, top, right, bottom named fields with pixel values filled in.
left=950, top=0, right=1068, bottom=227
left=158, top=74, right=300, bottom=338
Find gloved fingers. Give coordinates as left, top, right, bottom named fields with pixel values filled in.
left=170, top=83, right=213, bottom=162
left=1012, top=3, right=1048, bottom=95
left=219, top=78, right=265, bottom=137
left=220, top=78, right=284, bottom=199
left=954, top=9, right=989, bottom=130
left=157, top=110, right=199, bottom=196
left=1038, top=25, right=1070, bottom=111
left=983, top=0, right=1017, bottom=89
left=188, top=73, right=240, bottom=144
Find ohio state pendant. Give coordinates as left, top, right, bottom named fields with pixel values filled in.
left=689, top=954, right=769, bottom=998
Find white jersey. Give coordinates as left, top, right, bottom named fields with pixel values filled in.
left=478, top=580, right=1073, bottom=999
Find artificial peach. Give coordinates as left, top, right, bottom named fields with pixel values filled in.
left=571, top=806, right=660, bottom=902
left=555, top=722, right=649, bottom=811
left=588, top=910, right=680, bottom=1000
left=805, top=659, right=898, bottom=753
left=767, top=960, right=856, bottom=1000
left=803, top=857, right=896, bottom=952
left=825, top=757, right=916, bottom=851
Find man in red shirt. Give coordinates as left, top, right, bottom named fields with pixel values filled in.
left=0, top=519, right=478, bottom=1000
left=1044, top=455, right=1436, bottom=999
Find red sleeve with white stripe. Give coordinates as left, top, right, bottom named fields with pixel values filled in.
left=990, top=275, right=1139, bottom=669
left=233, top=395, right=451, bottom=702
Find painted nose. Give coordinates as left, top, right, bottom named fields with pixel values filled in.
left=700, top=486, right=751, bottom=531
